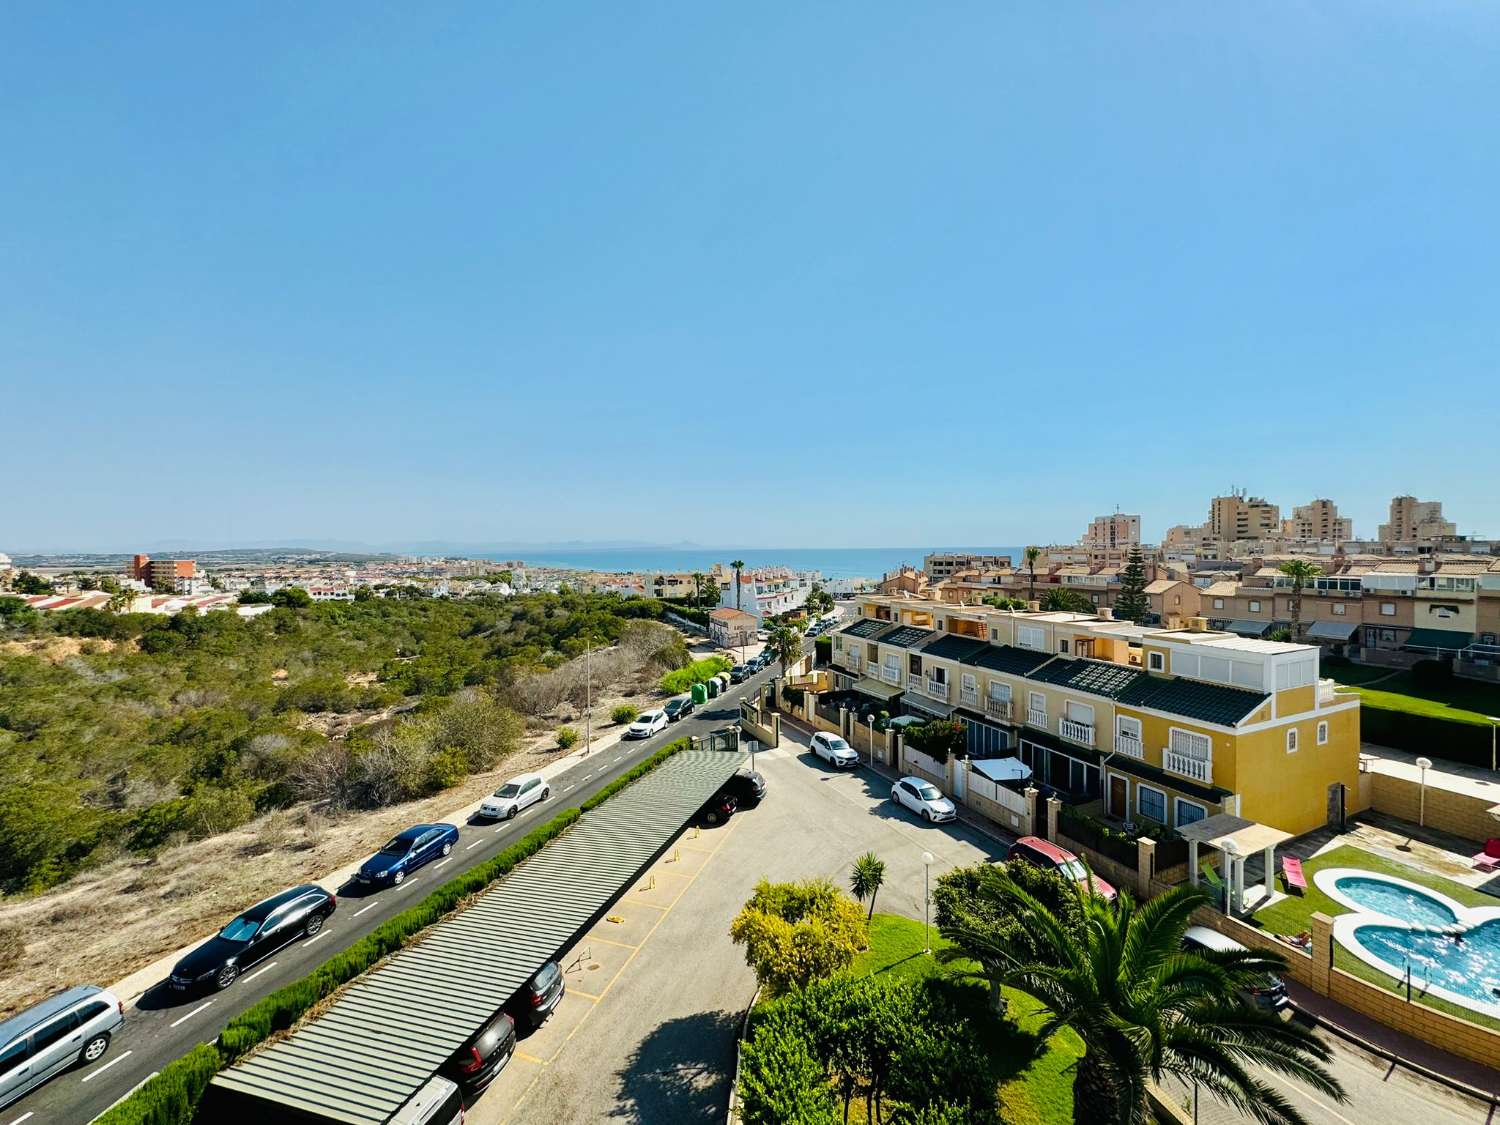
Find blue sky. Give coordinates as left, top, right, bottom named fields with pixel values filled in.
left=3, top=3, right=1497, bottom=551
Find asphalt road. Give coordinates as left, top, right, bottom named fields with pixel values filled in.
left=11, top=661, right=780, bottom=1125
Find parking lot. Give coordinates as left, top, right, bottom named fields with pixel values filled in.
left=468, top=724, right=1006, bottom=1124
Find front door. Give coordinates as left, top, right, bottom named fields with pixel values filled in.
left=1327, top=782, right=1345, bottom=830
left=1109, top=775, right=1128, bottom=819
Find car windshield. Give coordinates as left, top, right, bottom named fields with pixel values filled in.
left=914, top=783, right=941, bottom=801
left=827, top=738, right=850, bottom=751
left=496, top=784, right=521, bottom=798
left=378, top=836, right=411, bottom=856
left=1059, top=858, right=1089, bottom=881
left=219, top=916, right=261, bottom=942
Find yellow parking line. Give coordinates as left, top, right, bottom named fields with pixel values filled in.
left=564, top=987, right=602, bottom=1001
left=583, top=935, right=639, bottom=951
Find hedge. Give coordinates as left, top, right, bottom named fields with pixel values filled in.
left=660, top=655, right=732, bottom=695
left=1359, top=704, right=1495, bottom=768
left=95, top=737, right=696, bottom=1125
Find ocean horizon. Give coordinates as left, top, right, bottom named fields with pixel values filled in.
left=479, top=546, right=1027, bottom=582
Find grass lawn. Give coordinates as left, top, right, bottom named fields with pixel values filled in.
left=852, top=914, right=1083, bottom=1125
left=1331, top=668, right=1500, bottom=726
left=1250, top=844, right=1500, bottom=1032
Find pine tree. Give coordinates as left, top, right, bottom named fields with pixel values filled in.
left=1115, top=545, right=1150, bottom=623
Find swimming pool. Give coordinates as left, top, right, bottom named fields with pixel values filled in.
left=1313, top=867, right=1500, bottom=1019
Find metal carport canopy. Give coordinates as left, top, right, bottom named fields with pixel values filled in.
left=209, top=748, right=747, bottom=1124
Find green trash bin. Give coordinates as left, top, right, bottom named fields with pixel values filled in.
left=692, top=681, right=709, bottom=704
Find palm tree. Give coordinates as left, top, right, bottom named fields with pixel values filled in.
left=945, top=876, right=1343, bottom=1125
left=1024, top=546, right=1041, bottom=603
left=767, top=623, right=803, bottom=677
left=1277, top=560, right=1323, bottom=643
left=849, top=852, right=886, bottom=919
left=732, top=559, right=746, bottom=611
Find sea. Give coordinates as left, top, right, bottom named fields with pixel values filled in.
left=479, top=547, right=1027, bottom=582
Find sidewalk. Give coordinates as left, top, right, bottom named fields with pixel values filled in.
left=1287, top=979, right=1500, bottom=1102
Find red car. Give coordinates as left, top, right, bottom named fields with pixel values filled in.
left=1006, top=836, right=1117, bottom=903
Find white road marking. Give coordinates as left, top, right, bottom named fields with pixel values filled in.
left=467, top=839, right=483, bottom=850
left=434, top=858, right=451, bottom=869
left=581, top=773, right=594, bottom=781
left=352, top=903, right=379, bottom=918
left=241, top=961, right=279, bottom=983
left=81, top=1049, right=134, bottom=1080
left=10, top=1112, right=35, bottom=1124
left=305, top=929, right=333, bottom=946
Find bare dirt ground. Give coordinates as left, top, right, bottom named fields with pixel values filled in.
left=0, top=635, right=127, bottom=661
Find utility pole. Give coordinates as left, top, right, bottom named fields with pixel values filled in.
left=584, top=636, right=593, bottom=755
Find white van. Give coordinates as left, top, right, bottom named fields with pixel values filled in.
left=0, top=985, right=125, bottom=1110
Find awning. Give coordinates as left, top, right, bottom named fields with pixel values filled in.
left=1404, top=628, right=1473, bottom=652
left=854, top=677, right=904, bottom=701
left=1306, top=619, right=1359, bottom=642
left=970, top=756, right=1031, bottom=784
left=1175, top=812, right=1291, bottom=855
left=1224, top=620, right=1272, bottom=638
left=901, top=692, right=956, bottom=719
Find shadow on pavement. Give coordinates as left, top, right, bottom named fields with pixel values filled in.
left=610, top=1008, right=741, bottom=1121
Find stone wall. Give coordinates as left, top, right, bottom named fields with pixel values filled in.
left=1369, top=771, right=1498, bottom=844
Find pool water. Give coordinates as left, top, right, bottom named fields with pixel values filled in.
left=1332, top=876, right=1458, bottom=927
left=1354, top=919, right=1500, bottom=1009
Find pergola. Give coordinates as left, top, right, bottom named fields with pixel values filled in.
left=1176, top=813, right=1293, bottom=916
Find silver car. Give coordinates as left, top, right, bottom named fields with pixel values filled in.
left=0, top=985, right=125, bottom=1109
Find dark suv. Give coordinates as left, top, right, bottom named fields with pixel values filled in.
left=719, top=768, right=766, bottom=807
left=442, top=1008, right=516, bottom=1093
left=663, top=696, right=695, bottom=722
left=505, top=962, right=565, bottom=1031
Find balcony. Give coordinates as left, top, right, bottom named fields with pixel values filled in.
left=1059, top=718, right=1094, bottom=747
left=1114, top=732, right=1144, bottom=759
left=1164, top=751, right=1212, bottom=783
left=881, top=665, right=902, bottom=686
left=1316, top=678, right=1339, bottom=705
left=926, top=677, right=950, bottom=701
left=985, top=697, right=1013, bottom=721
left=1026, top=707, right=1048, bottom=728
left=958, top=687, right=979, bottom=708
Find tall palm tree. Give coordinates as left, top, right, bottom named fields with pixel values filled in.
left=1024, top=546, right=1041, bottom=603
left=1277, top=559, right=1323, bottom=642
left=849, top=852, right=886, bottom=919
left=944, top=876, right=1343, bottom=1125
left=767, top=623, right=803, bottom=677
left=692, top=571, right=708, bottom=608
left=732, top=559, right=746, bottom=611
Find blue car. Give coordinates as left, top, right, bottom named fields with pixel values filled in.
left=356, top=823, right=460, bottom=887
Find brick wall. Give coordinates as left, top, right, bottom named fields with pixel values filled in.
left=1369, top=772, right=1498, bottom=844
left=1327, top=968, right=1500, bottom=1070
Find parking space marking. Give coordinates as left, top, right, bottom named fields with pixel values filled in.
left=584, top=935, right=638, bottom=951
left=352, top=902, right=379, bottom=918
left=305, top=929, right=333, bottom=947
left=80, top=1049, right=133, bottom=1081
left=514, top=1049, right=547, bottom=1065
left=563, top=987, right=602, bottom=1002
left=168, top=1002, right=212, bottom=1029
left=242, top=961, right=279, bottom=983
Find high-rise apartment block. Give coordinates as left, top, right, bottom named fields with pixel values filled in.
left=1209, top=492, right=1281, bottom=542
left=1083, top=513, right=1141, bottom=550
left=131, top=554, right=197, bottom=589
left=1282, top=499, right=1353, bottom=543
left=1378, top=495, right=1457, bottom=544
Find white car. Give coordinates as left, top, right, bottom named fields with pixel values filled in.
left=891, top=776, right=957, bottom=823
left=810, top=732, right=859, bottom=769
left=479, top=773, right=549, bottom=820
left=625, top=709, right=668, bottom=740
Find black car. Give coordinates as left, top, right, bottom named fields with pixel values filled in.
left=730, top=664, right=749, bottom=683
left=505, top=961, right=565, bottom=1030
left=719, top=768, right=766, bottom=807
left=442, top=1007, right=517, bottom=1092
left=168, top=884, right=337, bottom=992
left=696, top=792, right=738, bottom=827
left=663, top=695, right=695, bottom=722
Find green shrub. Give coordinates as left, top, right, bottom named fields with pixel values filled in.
left=659, top=655, right=732, bottom=695
left=556, top=726, right=579, bottom=749
left=611, top=704, right=639, bottom=725
left=1359, top=704, right=1492, bottom=766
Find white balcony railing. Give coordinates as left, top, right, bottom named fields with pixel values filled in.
left=847, top=658, right=862, bottom=675
left=1114, top=732, right=1144, bottom=759
left=985, top=697, right=1013, bottom=721
left=1027, top=707, right=1048, bottom=727
left=1059, top=718, right=1094, bottom=747
left=1165, top=751, right=1212, bottom=783
left=926, top=677, right=950, bottom=701
left=958, top=687, right=979, bottom=708
left=1316, top=678, right=1338, bottom=705
left=882, top=665, right=901, bottom=686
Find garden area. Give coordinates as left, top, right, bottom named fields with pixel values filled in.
left=1325, top=657, right=1500, bottom=765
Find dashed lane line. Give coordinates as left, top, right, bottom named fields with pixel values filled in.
left=80, top=1050, right=133, bottom=1082
left=352, top=902, right=379, bottom=918
left=167, top=1003, right=211, bottom=1030
left=241, top=961, right=279, bottom=983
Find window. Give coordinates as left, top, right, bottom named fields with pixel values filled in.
left=867, top=644, right=879, bottom=664
left=1286, top=728, right=1299, bottom=753
left=1059, top=639, right=1070, bottom=653
left=1248, top=599, right=1261, bottom=613
left=1017, top=625, right=1045, bottom=650
left=1174, top=799, right=1207, bottom=827
left=1380, top=603, right=1396, bottom=616
left=31, top=1011, right=80, bottom=1052
left=1169, top=728, right=1212, bottom=761
left=1364, top=627, right=1377, bottom=646
left=1332, top=603, right=1345, bottom=615
left=1028, top=691, right=1046, bottom=714
left=931, top=667, right=948, bottom=685
left=908, top=654, right=921, bottom=674
left=833, top=635, right=842, bottom=651
left=960, top=672, right=976, bottom=692
left=1064, top=700, right=1094, bottom=725
left=1137, top=785, right=1167, bottom=823
left=0, top=1037, right=32, bottom=1072
left=1091, top=593, right=1100, bottom=604
left=1317, top=721, right=1329, bottom=745
left=1380, top=629, right=1396, bottom=642
left=990, top=627, right=999, bottom=641
left=1212, top=598, right=1225, bottom=609
left=1148, top=651, right=1165, bottom=672
left=1116, top=716, right=1142, bottom=740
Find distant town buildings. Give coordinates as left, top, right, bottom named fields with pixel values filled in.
left=708, top=606, right=757, bottom=649
left=1082, top=513, right=1140, bottom=551
left=1378, top=495, right=1457, bottom=545
left=131, top=554, right=198, bottom=592
left=922, top=553, right=1013, bottom=581
left=1282, top=499, right=1353, bottom=544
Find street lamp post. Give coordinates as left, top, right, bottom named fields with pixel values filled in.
left=584, top=636, right=593, bottom=755
left=1416, top=756, right=1432, bottom=827
left=922, top=851, right=934, bottom=954
left=1487, top=717, right=1499, bottom=774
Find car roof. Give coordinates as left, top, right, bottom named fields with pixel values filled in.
left=900, top=775, right=937, bottom=786
left=504, top=772, right=543, bottom=785
left=243, top=884, right=320, bottom=919
left=1013, top=836, right=1076, bottom=864
left=1183, top=925, right=1247, bottom=954
left=637, top=709, right=664, bottom=718
left=0, top=986, right=108, bottom=1042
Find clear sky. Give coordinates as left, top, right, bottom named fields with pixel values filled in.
left=3, top=3, right=1497, bottom=551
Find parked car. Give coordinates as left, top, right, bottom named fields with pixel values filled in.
left=1005, top=836, right=1117, bottom=903
left=357, top=823, right=460, bottom=887
left=890, top=776, right=957, bottom=823
left=625, top=709, right=668, bottom=740
left=441, top=1007, right=516, bottom=1093
left=719, top=767, right=766, bottom=807
left=0, top=986, right=125, bottom=1110
left=1181, top=926, right=1289, bottom=1011
left=479, top=773, right=549, bottom=821
left=697, top=791, right=738, bottom=826
left=504, top=961, right=566, bottom=1030
left=810, top=731, right=859, bottom=769
left=730, top=663, right=749, bottom=683
left=202, top=1071, right=464, bottom=1125
left=663, top=695, right=695, bottom=722
left=169, top=885, right=337, bottom=992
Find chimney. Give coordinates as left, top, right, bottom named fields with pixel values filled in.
left=1188, top=616, right=1209, bottom=632
left=1027, top=600, right=1040, bottom=612
left=1096, top=607, right=1114, bottom=621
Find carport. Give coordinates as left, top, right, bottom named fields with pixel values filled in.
left=208, top=749, right=747, bottom=1124
left=1177, top=813, right=1292, bottom=916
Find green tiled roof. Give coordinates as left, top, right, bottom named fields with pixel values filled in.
left=963, top=645, right=1054, bottom=676
left=1116, top=676, right=1267, bottom=727
left=840, top=618, right=896, bottom=640
left=880, top=625, right=936, bottom=650
left=1026, top=658, right=1147, bottom=699
left=919, top=634, right=989, bottom=662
